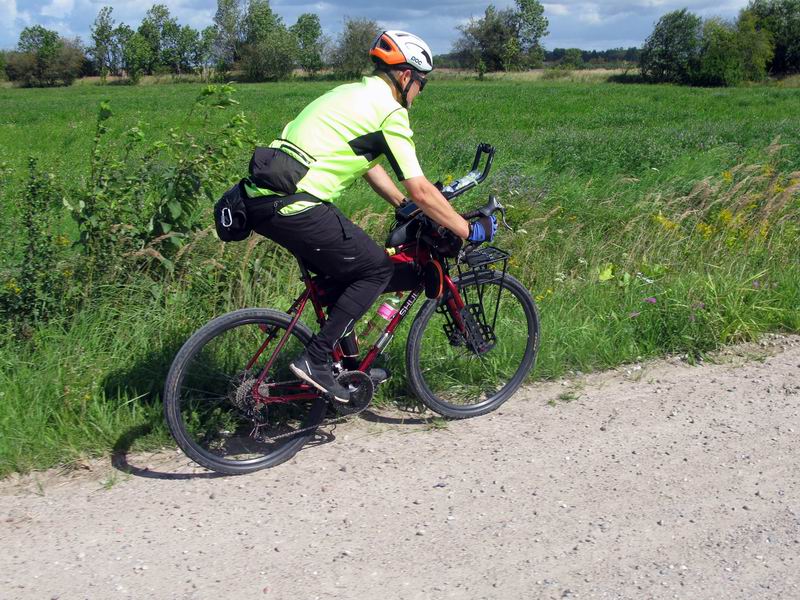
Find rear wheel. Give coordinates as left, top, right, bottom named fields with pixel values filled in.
left=163, top=308, right=325, bottom=475
left=406, top=272, right=539, bottom=418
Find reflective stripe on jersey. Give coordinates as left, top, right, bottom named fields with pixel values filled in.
left=267, top=76, right=423, bottom=215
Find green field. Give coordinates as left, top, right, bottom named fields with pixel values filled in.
left=1, top=78, right=799, bottom=474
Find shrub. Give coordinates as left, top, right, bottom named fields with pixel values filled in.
left=0, top=159, right=69, bottom=332
left=330, top=18, right=380, bottom=79
left=5, top=28, right=85, bottom=87
left=240, top=27, right=297, bottom=81
left=562, top=48, right=584, bottom=69
left=737, top=9, right=776, bottom=81
left=695, top=18, right=745, bottom=86
left=290, top=13, right=325, bottom=76
left=747, top=0, right=800, bottom=74
left=641, top=9, right=703, bottom=84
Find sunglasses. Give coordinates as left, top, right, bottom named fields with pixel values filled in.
left=413, top=72, right=428, bottom=92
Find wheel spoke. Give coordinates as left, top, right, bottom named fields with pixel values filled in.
left=164, top=310, right=326, bottom=474
left=408, top=274, right=539, bottom=417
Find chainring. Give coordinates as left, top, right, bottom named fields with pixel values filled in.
left=333, top=370, right=374, bottom=416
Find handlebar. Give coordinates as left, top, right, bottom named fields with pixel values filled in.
left=440, top=143, right=495, bottom=201
left=392, top=142, right=512, bottom=245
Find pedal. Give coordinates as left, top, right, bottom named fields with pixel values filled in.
left=368, top=366, right=391, bottom=385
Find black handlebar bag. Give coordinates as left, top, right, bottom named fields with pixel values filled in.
left=214, top=179, right=251, bottom=242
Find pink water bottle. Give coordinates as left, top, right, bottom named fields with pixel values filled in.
left=359, top=293, right=404, bottom=348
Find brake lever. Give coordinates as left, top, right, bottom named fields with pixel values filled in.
left=498, top=206, right=513, bottom=232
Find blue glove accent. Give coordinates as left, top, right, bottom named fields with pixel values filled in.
left=468, top=214, right=498, bottom=243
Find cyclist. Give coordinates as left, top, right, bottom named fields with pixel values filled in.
left=244, top=30, right=497, bottom=402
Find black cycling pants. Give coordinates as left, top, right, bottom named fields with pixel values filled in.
left=247, top=196, right=394, bottom=364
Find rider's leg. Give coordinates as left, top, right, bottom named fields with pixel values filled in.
left=250, top=201, right=393, bottom=398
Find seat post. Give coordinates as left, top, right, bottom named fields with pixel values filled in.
left=296, top=256, right=313, bottom=283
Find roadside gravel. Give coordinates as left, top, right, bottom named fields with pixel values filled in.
left=2, top=335, right=799, bottom=599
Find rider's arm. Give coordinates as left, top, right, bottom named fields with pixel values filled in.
left=403, top=176, right=470, bottom=239
left=363, top=164, right=406, bottom=207
left=378, top=109, right=469, bottom=239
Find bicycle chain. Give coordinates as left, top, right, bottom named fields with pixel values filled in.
left=254, top=400, right=371, bottom=443
left=253, top=374, right=373, bottom=443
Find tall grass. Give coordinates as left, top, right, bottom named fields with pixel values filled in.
left=0, top=79, right=798, bottom=475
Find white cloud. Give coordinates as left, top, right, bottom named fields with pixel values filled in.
left=578, top=5, right=603, bottom=24
left=40, top=0, right=74, bottom=19
left=544, top=3, right=570, bottom=16
left=1, top=0, right=31, bottom=47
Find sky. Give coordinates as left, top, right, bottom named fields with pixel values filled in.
left=1, top=0, right=753, bottom=53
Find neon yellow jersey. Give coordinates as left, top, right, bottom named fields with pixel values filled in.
left=248, top=76, right=424, bottom=216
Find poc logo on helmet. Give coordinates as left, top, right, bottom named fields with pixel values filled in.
left=410, top=56, right=422, bottom=66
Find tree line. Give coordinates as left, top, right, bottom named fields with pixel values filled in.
left=641, top=0, right=799, bottom=85
left=1, top=0, right=797, bottom=87
left=0, top=0, right=385, bottom=86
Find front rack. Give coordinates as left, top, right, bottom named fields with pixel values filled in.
left=462, top=246, right=511, bottom=270
left=436, top=245, right=511, bottom=357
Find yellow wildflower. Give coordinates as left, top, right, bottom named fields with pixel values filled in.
left=722, top=170, right=733, bottom=184
left=719, top=209, right=733, bottom=225
left=655, top=212, right=678, bottom=230
left=696, top=222, right=715, bottom=239
left=4, top=279, right=22, bottom=295
left=763, top=165, right=775, bottom=178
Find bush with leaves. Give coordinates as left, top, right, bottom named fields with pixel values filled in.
left=0, top=159, right=72, bottom=333
left=121, top=31, right=153, bottom=83
left=240, top=27, right=297, bottom=81
left=454, top=0, right=549, bottom=73
left=5, top=26, right=85, bottom=87
left=562, top=48, right=584, bottom=69
left=291, top=13, right=325, bottom=76
left=695, top=18, right=745, bottom=86
left=737, top=10, right=775, bottom=81
left=641, top=9, right=703, bottom=84
left=330, top=18, right=380, bottom=79
left=64, top=84, right=254, bottom=284
left=747, top=0, right=800, bottom=74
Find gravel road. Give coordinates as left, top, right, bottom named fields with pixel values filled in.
left=2, top=335, right=799, bottom=600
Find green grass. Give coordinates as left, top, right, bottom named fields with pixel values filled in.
left=1, top=78, right=799, bottom=475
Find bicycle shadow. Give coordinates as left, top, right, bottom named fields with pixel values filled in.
left=357, top=409, right=438, bottom=426
left=111, top=423, right=337, bottom=480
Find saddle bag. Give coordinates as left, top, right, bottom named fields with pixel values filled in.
left=213, top=179, right=251, bottom=242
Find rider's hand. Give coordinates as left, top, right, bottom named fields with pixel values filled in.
left=467, top=214, right=498, bottom=243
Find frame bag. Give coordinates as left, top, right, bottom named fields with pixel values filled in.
left=214, top=179, right=251, bottom=242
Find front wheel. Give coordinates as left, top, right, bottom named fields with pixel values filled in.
left=405, top=271, right=540, bottom=418
left=163, top=308, right=326, bottom=475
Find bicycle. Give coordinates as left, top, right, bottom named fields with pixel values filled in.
left=163, top=144, right=540, bottom=475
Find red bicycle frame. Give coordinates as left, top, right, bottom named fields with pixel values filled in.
left=246, top=244, right=469, bottom=405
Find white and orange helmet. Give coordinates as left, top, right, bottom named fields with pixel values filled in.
left=370, top=30, right=433, bottom=74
